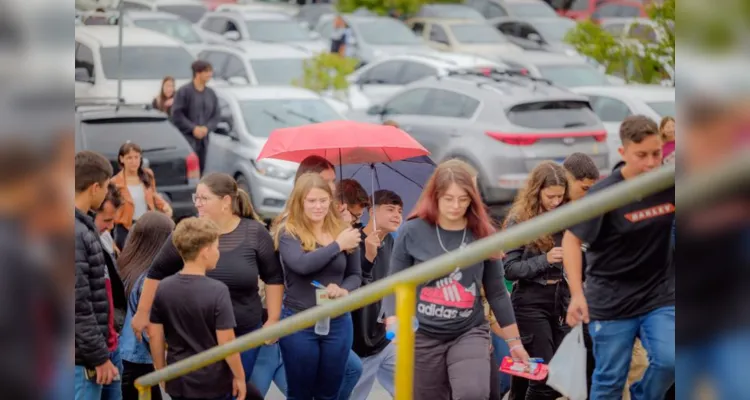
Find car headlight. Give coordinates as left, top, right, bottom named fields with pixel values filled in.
left=252, top=160, right=295, bottom=180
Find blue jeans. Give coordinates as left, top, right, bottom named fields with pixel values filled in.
left=491, top=333, right=511, bottom=394
left=250, top=343, right=288, bottom=396
left=74, top=349, right=124, bottom=400
left=588, top=306, right=675, bottom=400
left=338, top=350, right=363, bottom=400
left=677, top=329, right=750, bottom=399
left=279, top=309, right=354, bottom=400
left=237, top=325, right=262, bottom=381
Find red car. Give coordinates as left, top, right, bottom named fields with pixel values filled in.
left=558, top=0, right=647, bottom=21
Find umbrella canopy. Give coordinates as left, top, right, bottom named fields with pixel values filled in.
left=256, top=120, right=430, bottom=165
left=340, top=156, right=436, bottom=226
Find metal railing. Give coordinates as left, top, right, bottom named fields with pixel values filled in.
left=135, top=153, right=749, bottom=399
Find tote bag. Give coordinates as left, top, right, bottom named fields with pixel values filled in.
left=547, top=323, right=588, bottom=400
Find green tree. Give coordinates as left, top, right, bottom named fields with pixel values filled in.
left=564, top=0, right=674, bottom=84
left=294, top=53, right=358, bottom=104
left=337, top=0, right=460, bottom=17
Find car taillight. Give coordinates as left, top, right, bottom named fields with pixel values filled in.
left=486, top=130, right=607, bottom=145
left=186, top=152, right=200, bottom=180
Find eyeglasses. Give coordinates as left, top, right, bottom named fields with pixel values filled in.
left=192, top=193, right=214, bottom=205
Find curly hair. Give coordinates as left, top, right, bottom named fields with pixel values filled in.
left=503, top=161, right=569, bottom=252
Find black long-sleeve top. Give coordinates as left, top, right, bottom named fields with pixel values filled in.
left=170, top=82, right=220, bottom=146
left=503, top=219, right=564, bottom=284
left=147, top=218, right=283, bottom=333
left=277, top=230, right=362, bottom=312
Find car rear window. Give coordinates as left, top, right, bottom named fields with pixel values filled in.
left=507, top=101, right=600, bottom=129
left=81, top=118, right=186, bottom=152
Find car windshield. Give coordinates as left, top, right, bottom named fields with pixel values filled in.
left=647, top=101, right=676, bottom=117
left=240, top=99, right=341, bottom=137
left=451, top=23, right=509, bottom=44
left=132, top=18, right=203, bottom=44
left=533, top=19, right=577, bottom=42
left=537, top=64, right=610, bottom=87
left=249, top=58, right=307, bottom=85
left=507, top=2, right=557, bottom=17
left=100, top=46, right=194, bottom=80
left=156, top=5, right=206, bottom=23
left=246, top=20, right=312, bottom=42
left=421, top=5, right=484, bottom=20
left=356, top=19, right=422, bottom=45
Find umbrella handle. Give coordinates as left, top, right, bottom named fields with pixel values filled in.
left=370, top=164, right=376, bottom=232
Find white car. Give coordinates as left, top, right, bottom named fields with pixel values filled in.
left=572, top=85, right=675, bottom=167
left=198, top=42, right=312, bottom=86
left=75, top=26, right=195, bottom=104
left=344, top=52, right=507, bottom=109
left=117, top=0, right=208, bottom=23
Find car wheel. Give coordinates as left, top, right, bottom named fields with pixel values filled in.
left=235, top=173, right=251, bottom=194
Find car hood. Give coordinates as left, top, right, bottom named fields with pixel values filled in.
left=457, top=43, right=524, bottom=56
left=286, top=39, right=328, bottom=54
left=370, top=44, right=431, bottom=58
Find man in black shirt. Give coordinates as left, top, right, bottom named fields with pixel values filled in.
left=563, top=116, right=675, bottom=400
left=350, top=190, right=403, bottom=400
left=171, top=60, right=220, bottom=175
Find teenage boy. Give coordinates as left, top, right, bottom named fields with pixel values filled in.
left=149, top=217, right=247, bottom=400
left=171, top=60, right=220, bottom=174
left=350, top=190, right=404, bottom=400
left=336, top=179, right=371, bottom=228
left=563, top=152, right=600, bottom=201
left=75, top=150, right=120, bottom=400
left=563, top=115, right=675, bottom=400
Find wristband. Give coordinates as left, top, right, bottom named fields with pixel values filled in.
left=505, top=337, right=521, bottom=343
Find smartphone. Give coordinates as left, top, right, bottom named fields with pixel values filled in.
left=84, top=368, right=121, bottom=382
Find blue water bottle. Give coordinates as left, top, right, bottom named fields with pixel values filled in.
left=385, top=317, right=419, bottom=340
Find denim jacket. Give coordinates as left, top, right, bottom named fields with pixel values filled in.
left=118, top=273, right=152, bottom=364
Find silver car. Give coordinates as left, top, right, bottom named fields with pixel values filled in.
left=314, top=14, right=432, bottom=65
left=198, top=42, right=312, bottom=86
left=493, top=51, right=622, bottom=87
left=572, top=85, right=675, bottom=167
left=118, top=11, right=227, bottom=54
left=348, top=69, right=610, bottom=204
left=205, top=86, right=346, bottom=218
left=198, top=10, right=327, bottom=53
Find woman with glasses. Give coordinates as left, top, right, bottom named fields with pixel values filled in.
left=130, top=173, right=284, bottom=387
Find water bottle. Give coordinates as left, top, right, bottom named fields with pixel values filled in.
left=385, top=316, right=419, bottom=340
left=315, top=317, right=330, bottom=336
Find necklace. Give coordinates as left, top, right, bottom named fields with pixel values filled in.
left=436, top=224, right=467, bottom=253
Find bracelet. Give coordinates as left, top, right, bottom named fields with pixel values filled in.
left=509, top=344, right=523, bottom=352
left=505, top=337, right=520, bottom=343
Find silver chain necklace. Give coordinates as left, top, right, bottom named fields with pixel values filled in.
left=436, top=224, right=467, bottom=253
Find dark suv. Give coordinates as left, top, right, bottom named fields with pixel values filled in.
left=75, top=102, right=199, bottom=220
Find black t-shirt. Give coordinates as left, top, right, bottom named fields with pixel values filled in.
left=569, top=169, right=675, bottom=320
left=151, top=274, right=236, bottom=398
left=147, top=218, right=284, bottom=333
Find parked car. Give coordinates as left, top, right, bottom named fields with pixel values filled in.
left=493, top=51, right=618, bottom=87
left=599, top=17, right=673, bottom=45
left=490, top=16, right=578, bottom=55
left=347, top=69, right=609, bottom=204
left=314, top=14, right=432, bottom=65
left=109, top=11, right=226, bottom=54
left=558, top=0, right=646, bottom=21
left=572, top=84, right=675, bottom=166
left=214, top=2, right=299, bottom=16
left=118, top=0, right=208, bottom=22
left=466, top=0, right=559, bottom=19
left=197, top=41, right=311, bottom=85
left=344, top=52, right=506, bottom=109
left=198, top=10, right=325, bottom=53
left=75, top=26, right=195, bottom=104
left=295, top=3, right=335, bottom=30
left=75, top=101, right=199, bottom=220
left=410, top=3, right=486, bottom=20
left=408, top=18, right=523, bottom=58
left=205, top=86, right=346, bottom=218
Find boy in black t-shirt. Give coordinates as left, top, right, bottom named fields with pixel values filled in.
left=563, top=116, right=675, bottom=400
left=149, top=218, right=247, bottom=400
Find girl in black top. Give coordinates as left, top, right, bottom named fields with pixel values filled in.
left=152, top=76, right=175, bottom=115
left=131, top=173, right=284, bottom=381
left=503, top=161, right=570, bottom=400
left=273, top=172, right=362, bottom=400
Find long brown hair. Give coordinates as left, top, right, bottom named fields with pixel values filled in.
left=409, top=160, right=495, bottom=240
left=504, top=161, right=569, bottom=252
left=118, top=211, right=175, bottom=296
left=199, top=173, right=261, bottom=221
left=118, top=141, right=153, bottom=188
left=659, top=115, right=675, bottom=141
left=154, top=76, right=174, bottom=113
left=273, top=172, right=345, bottom=251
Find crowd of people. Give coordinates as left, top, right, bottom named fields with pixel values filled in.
left=75, top=55, right=676, bottom=400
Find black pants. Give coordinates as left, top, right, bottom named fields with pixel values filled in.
left=194, top=138, right=208, bottom=175
left=509, top=282, right=570, bottom=400
left=114, top=224, right=129, bottom=252
left=121, top=361, right=162, bottom=400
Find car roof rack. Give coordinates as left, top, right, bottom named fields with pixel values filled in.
left=443, top=67, right=553, bottom=84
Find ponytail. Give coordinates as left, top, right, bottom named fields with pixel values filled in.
left=234, top=188, right=262, bottom=222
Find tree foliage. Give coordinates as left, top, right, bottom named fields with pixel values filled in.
left=294, top=52, right=358, bottom=94
left=337, top=0, right=460, bottom=17
left=564, top=0, right=675, bottom=84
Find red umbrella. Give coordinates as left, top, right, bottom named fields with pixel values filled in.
left=256, top=120, right=430, bottom=164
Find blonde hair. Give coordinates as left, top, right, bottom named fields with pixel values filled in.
left=172, top=217, right=220, bottom=261
left=273, top=173, right=345, bottom=251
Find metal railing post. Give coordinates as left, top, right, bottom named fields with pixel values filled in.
left=136, top=385, right=151, bottom=400
left=394, top=284, right=416, bottom=400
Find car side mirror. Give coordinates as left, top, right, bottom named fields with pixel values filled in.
left=527, top=33, right=543, bottom=44
left=366, top=104, right=385, bottom=115
left=223, top=30, right=241, bottom=41
left=215, top=121, right=232, bottom=135
left=75, top=67, right=93, bottom=83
